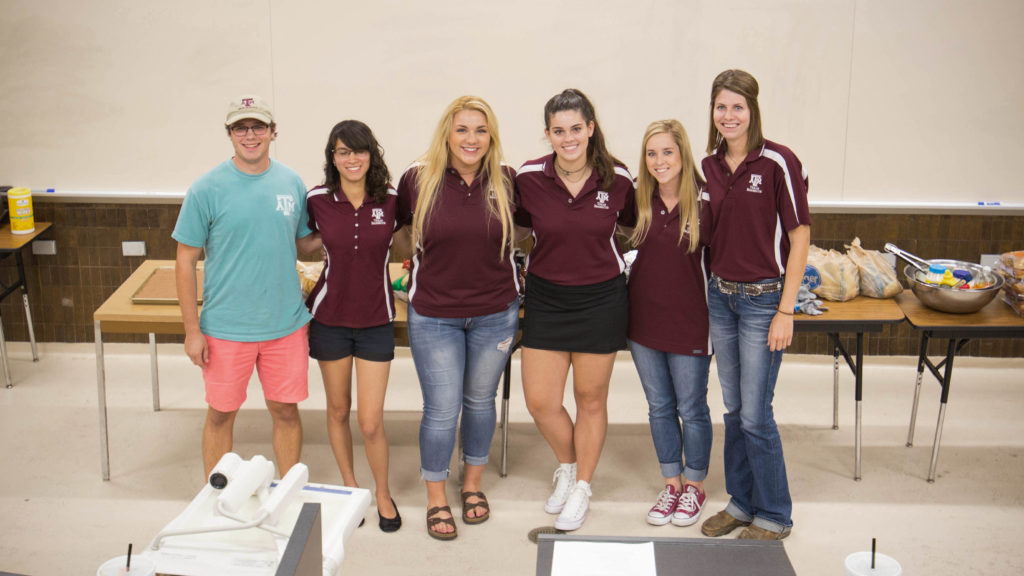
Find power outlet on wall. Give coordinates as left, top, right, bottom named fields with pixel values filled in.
left=32, top=240, right=57, bottom=255
left=122, top=241, right=147, bottom=257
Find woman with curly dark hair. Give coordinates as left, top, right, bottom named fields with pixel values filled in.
left=305, top=119, right=403, bottom=532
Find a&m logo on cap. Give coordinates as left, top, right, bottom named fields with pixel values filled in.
left=241, top=97, right=256, bottom=108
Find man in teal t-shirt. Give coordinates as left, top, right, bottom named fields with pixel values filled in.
left=173, top=95, right=321, bottom=478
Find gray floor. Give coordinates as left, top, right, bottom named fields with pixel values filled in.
left=1, top=342, right=1022, bottom=575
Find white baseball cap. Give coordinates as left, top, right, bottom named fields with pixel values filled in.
left=225, top=95, right=274, bottom=126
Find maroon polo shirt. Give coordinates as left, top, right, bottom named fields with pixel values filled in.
left=514, top=154, right=636, bottom=286
left=628, top=194, right=711, bottom=356
left=305, top=185, right=401, bottom=328
left=395, top=164, right=520, bottom=318
left=701, top=140, right=811, bottom=283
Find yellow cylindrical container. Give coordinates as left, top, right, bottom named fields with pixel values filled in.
left=7, top=187, right=34, bottom=234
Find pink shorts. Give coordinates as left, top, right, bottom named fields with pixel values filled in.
left=203, top=325, right=309, bottom=412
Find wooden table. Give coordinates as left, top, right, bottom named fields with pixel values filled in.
left=93, top=260, right=514, bottom=483
left=0, top=222, right=51, bottom=387
left=896, top=292, right=1024, bottom=482
left=94, top=260, right=189, bottom=479
left=794, top=296, right=906, bottom=480
left=97, top=261, right=908, bottom=482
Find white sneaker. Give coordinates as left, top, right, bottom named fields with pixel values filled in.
left=554, top=480, right=591, bottom=531
left=545, top=462, right=577, bottom=514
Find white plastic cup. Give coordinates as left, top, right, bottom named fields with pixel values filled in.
left=96, top=554, right=157, bottom=576
left=845, top=551, right=902, bottom=576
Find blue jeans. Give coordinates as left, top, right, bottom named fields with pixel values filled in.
left=707, top=277, right=793, bottom=532
left=408, top=301, right=518, bottom=482
left=629, top=340, right=712, bottom=482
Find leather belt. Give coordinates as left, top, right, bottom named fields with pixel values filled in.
left=714, top=275, right=783, bottom=296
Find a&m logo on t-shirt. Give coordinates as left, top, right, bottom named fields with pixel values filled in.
left=276, top=195, right=296, bottom=216
left=746, top=174, right=763, bottom=193
left=594, top=191, right=610, bottom=210
left=371, top=208, right=386, bottom=225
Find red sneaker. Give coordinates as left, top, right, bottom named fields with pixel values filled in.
left=672, top=484, right=706, bottom=527
left=646, top=485, right=681, bottom=526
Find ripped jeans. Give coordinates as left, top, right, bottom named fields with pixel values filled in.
left=408, top=300, right=519, bottom=481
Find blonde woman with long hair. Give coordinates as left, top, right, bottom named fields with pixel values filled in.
left=627, top=120, right=713, bottom=528
left=395, top=95, right=519, bottom=541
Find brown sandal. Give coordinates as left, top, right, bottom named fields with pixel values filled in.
left=461, top=491, right=490, bottom=525
left=426, top=505, right=458, bottom=541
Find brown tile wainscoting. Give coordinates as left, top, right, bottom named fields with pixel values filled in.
left=0, top=202, right=1021, bottom=357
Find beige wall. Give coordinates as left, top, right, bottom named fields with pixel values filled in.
left=1, top=0, right=1021, bottom=205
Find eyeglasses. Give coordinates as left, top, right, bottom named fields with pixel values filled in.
left=333, top=148, right=371, bottom=160
left=231, top=123, right=269, bottom=137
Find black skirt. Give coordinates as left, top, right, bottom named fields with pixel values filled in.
left=521, top=273, right=628, bottom=353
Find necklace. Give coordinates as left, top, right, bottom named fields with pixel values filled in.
left=556, top=161, right=590, bottom=183
left=725, top=149, right=746, bottom=168
left=556, top=160, right=587, bottom=176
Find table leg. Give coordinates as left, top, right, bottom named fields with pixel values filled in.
left=927, top=338, right=957, bottom=483
left=15, top=252, right=38, bottom=361
left=150, top=333, right=160, bottom=411
left=0, top=316, right=12, bottom=388
left=500, top=353, right=511, bottom=478
left=832, top=344, right=840, bottom=430
left=854, top=332, right=864, bottom=481
left=96, top=320, right=110, bottom=481
left=906, top=332, right=930, bottom=447
left=21, top=294, right=39, bottom=362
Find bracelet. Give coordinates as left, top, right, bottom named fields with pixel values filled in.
left=776, top=308, right=794, bottom=316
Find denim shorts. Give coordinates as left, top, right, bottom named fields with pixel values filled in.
left=308, top=319, right=395, bottom=362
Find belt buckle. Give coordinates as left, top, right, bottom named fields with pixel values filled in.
left=744, top=284, right=764, bottom=296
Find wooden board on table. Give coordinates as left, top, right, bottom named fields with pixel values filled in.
left=131, top=266, right=203, bottom=304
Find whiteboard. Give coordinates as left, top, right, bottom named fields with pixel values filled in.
left=1, top=0, right=1021, bottom=207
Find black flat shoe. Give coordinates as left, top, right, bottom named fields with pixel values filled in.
left=378, top=498, right=402, bottom=533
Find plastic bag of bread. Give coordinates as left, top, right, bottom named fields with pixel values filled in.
left=997, top=250, right=1024, bottom=299
left=1001, top=289, right=1024, bottom=317
left=1001, top=251, right=1024, bottom=276
left=804, top=245, right=860, bottom=301
left=1000, top=251, right=1024, bottom=279
left=296, top=260, right=325, bottom=300
left=846, top=237, right=903, bottom=298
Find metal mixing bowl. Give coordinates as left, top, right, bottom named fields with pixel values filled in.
left=903, top=259, right=1004, bottom=314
